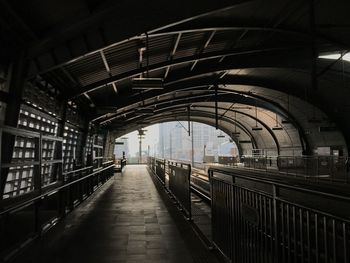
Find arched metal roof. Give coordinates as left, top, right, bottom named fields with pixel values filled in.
left=1, top=0, right=350, bottom=156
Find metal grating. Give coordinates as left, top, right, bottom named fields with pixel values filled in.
left=3, top=107, right=59, bottom=198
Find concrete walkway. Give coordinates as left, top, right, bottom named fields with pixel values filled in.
left=11, top=165, right=221, bottom=263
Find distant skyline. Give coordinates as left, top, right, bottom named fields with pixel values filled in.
left=117, top=124, right=160, bottom=156
left=115, top=122, right=237, bottom=159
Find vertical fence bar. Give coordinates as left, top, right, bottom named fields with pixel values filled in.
left=263, top=196, right=268, bottom=263
left=281, top=202, right=286, bottom=263
left=332, top=219, right=336, bottom=263
left=268, top=198, right=273, bottom=263
left=286, top=204, right=291, bottom=263
left=343, top=223, right=347, bottom=263
left=306, top=211, right=311, bottom=263
left=315, top=214, right=319, bottom=263
left=299, top=208, right=304, bottom=263
left=324, top=216, right=328, bottom=261
left=273, top=185, right=279, bottom=263
left=292, top=206, right=297, bottom=263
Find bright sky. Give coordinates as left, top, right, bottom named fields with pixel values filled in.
left=120, top=124, right=159, bottom=155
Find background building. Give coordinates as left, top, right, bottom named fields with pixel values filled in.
left=157, top=121, right=238, bottom=163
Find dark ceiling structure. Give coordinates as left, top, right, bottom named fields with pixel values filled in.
left=1, top=0, right=350, bottom=156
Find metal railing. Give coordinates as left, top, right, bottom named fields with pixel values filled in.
left=241, top=156, right=349, bottom=183
left=0, top=125, right=116, bottom=259
left=167, top=160, right=192, bottom=220
left=155, top=158, right=166, bottom=185
left=209, top=166, right=350, bottom=263
left=0, top=162, right=114, bottom=258
left=190, top=174, right=210, bottom=202
left=147, top=157, right=192, bottom=220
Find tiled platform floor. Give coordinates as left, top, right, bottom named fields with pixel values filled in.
left=11, top=165, right=221, bottom=263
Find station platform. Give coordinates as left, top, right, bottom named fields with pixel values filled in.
left=10, top=165, right=221, bottom=263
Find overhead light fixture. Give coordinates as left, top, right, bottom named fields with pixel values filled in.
left=252, top=127, right=263, bottom=131
left=132, top=78, right=164, bottom=90
left=318, top=52, right=350, bottom=62
left=319, top=53, right=341, bottom=60
left=217, top=134, right=225, bottom=138
left=344, top=53, right=350, bottom=62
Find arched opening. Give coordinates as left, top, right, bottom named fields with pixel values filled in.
left=113, top=121, right=239, bottom=166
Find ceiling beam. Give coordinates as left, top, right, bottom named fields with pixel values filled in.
left=164, top=32, right=182, bottom=79
left=100, top=50, right=111, bottom=76
left=72, top=45, right=308, bottom=97
left=191, top=30, right=216, bottom=71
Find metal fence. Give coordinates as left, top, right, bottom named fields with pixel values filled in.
left=167, top=161, right=192, bottom=220
left=241, top=156, right=349, bottom=183
left=155, top=158, right=166, bottom=185
left=0, top=125, right=115, bottom=259
left=0, top=161, right=115, bottom=258
left=147, top=157, right=192, bottom=220
left=209, top=167, right=350, bottom=263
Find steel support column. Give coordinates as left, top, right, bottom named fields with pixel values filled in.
left=55, top=100, right=67, bottom=180
left=55, top=100, right=67, bottom=217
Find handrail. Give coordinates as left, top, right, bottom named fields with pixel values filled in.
left=167, top=160, right=190, bottom=169
left=191, top=174, right=209, bottom=183
left=0, top=164, right=115, bottom=216
left=0, top=125, right=41, bottom=138
left=1, top=161, right=40, bottom=168
left=0, top=125, right=63, bottom=142
left=57, top=164, right=114, bottom=190
left=41, top=134, right=64, bottom=141
left=42, top=159, right=63, bottom=165
left=63, top=166, right=93, bottom=176
left=102, top=160, right=114, bottom=166
left=209, top=166, right=350, bottom=202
